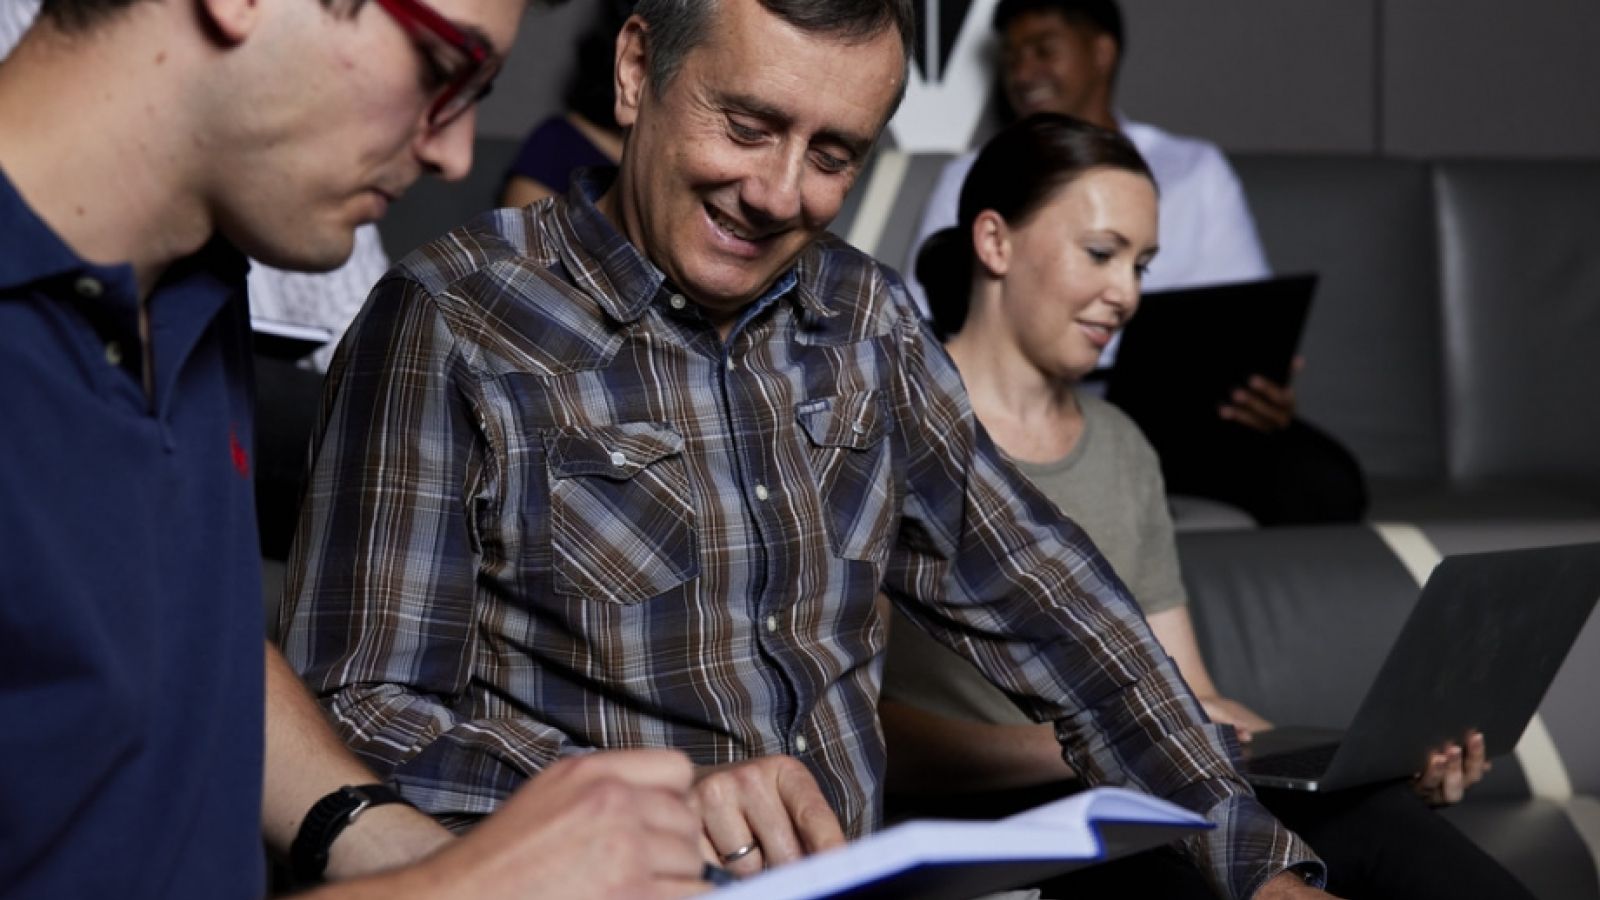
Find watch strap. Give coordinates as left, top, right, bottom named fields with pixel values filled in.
left=290, top=783, right=411, bottom=885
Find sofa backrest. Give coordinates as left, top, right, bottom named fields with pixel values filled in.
left=1434, top=162, right=1600, bottom=496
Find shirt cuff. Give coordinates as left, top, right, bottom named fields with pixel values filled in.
left=1197, top=791, right=1326, bottom=900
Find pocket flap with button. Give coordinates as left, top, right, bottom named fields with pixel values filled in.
left=545, top=422, right=686, bottom=480
left=797, top=392, right=887, bottom=450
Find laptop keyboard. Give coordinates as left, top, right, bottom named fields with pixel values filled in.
left=1249, top=742, right=1340, bottom=779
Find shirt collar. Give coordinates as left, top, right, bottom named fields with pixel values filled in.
left=0, top=164, right=120, bottom=295
left=556, top=167, right=834, bottom=326
left=0, top=164, right=247, bottom=299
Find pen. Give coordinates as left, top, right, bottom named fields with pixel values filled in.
left=701, top=862, right=738, bottom=886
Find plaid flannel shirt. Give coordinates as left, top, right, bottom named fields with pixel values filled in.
left=280, top=171, right=1322, bottom=898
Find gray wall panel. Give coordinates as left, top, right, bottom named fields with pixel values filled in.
left=477, top=2, right=598, bottom=141
left=1384, top=0, right=1600, bottom=158
left=1118, top=1, right=1377, bottom=153
left=479, top=0, right=1600, bottom=161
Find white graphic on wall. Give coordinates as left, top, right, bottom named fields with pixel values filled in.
left=887, top=0, right=1001, bottom=152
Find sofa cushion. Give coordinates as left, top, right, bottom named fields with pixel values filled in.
left=1434, top=161, right=1600, bottom=502
left=1438, top=800, right=1600, bottom=900
left=1178, top=524, right=1420, bottom=728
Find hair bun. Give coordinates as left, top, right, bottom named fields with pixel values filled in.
left=915, top=227, right=974, bottom=340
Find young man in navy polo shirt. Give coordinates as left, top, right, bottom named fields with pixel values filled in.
left=0, top=0, right=705, bottom=897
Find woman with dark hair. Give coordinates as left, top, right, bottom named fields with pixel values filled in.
left=880, top=113, right=1532, bottom=899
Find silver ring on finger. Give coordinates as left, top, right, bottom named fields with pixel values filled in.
left=721, top=841, right=760, bottom=864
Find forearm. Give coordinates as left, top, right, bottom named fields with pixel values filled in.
left=1145, top=606, right=1221, bottom=697
left=293, top=857, right=454, bottom=900
left=263, top=643, right=453, bottom=881
left=881, top=700, right=1072, bottom=793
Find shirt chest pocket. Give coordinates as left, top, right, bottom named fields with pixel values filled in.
left=796, top=391, right=895, bottom=564
left=543, top=422, right=700, bottom=605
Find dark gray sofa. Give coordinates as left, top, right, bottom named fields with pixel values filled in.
left=343, top=141, right=1600, bottom=896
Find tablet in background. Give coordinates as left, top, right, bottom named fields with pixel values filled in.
left=1106, top=273, right=1317, bottom=434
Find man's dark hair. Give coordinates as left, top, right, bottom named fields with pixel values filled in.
left=991, top=0, right=1122, bottom=51
left=631, top=0, right=915, bottom=111
left=916, top=112, right=1153, bottom=339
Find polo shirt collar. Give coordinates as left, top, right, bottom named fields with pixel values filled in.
left=0, top=164, right=246, bottom=299
left=0, top=165, right=128, bottom=295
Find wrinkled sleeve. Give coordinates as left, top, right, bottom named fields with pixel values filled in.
left=879, top=306, right=1322, bottom=899
left=277, top=274, right=583, bottom=820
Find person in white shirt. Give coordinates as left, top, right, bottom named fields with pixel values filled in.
left=904, top=0, right=1365, bottom=524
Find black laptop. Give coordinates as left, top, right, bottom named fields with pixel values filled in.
left=1242, top=542, right=1600, bottom=792
left=1105, top=274, right=1317, bottom=433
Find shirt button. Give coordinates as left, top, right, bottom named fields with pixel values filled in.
left=609, top=450, right=627, bottom=467
left=795, top=735, right=809, bottom=753
left=75, top=276, right=104, bottom=299
left=754, top=484, right=770, bottom=501
left=104, top=341, right=123, bottom=366
left=765, top=615, right=778, bottom=632
left=669, top=294, right=686, bottom=310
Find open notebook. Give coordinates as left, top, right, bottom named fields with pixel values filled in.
left=712, top=786, right=1210, bottom=900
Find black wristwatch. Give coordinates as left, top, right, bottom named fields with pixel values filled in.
left=290, top=783, right=412, bottom=885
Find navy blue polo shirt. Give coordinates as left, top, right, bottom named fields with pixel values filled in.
left=0, top=169, right=265, bottom=897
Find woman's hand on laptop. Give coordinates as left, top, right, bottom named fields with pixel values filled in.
left=1197, top=694, right=1274, bottom=744
left=1413, top=730, right=1490, bottom=806
left=1219, top=356, right=1304, bottom=433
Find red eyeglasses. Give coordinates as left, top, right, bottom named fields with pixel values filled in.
left=373, top=0, right=503, bottom=129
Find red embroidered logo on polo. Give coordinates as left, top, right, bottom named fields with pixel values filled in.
left=229, top=426, right=250, bottom=478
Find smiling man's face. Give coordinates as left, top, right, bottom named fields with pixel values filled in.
left=999, top=9, right=1114, bottom=122
left=606, top=0, right=905, bottom=324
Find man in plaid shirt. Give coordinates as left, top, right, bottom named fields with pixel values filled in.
left=281, top=0, right=1332, bottom=895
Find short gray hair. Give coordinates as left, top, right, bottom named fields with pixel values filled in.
left=632, top=0, right=915, bottom=108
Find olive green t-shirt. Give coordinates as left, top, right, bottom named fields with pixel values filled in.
left=881, top=392, right=1188, bottom=725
